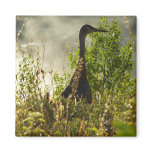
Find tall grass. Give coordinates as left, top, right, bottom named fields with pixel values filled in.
left=16, top=17, right=136, bottom=137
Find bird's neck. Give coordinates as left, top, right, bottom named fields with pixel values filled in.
left=79, top=33, right=86, bottom=60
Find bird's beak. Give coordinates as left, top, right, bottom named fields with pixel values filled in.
left=98, top=29, right=108, bottom=32
left=93, top=27, right=108, bottom=32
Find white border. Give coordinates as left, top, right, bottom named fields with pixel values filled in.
left=1, top=0, right=152, bottom=151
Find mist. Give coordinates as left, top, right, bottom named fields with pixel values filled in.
left=16, top=16, right=136, bottom=74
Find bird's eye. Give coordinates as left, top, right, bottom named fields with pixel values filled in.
left=87, top=27, right=90, bottom=30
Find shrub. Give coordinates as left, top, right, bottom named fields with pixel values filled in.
left=16, top=17, right=136, bottom=136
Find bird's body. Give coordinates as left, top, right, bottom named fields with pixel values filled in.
left=62, top=56, right=92, bottom=103
left=61, top=24, right=107, bottom=103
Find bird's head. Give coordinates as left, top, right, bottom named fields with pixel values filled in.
left=80, top=24, right=108, bottom=36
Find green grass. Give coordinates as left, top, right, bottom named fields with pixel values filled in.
left=16, top=17, right=136, bottom=137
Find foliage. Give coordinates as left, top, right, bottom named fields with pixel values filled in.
left=53, top=71, right=71, bottom=96
left=16, top=17, right=136, bottom=136
left=112, top=120, right=136, bottom=136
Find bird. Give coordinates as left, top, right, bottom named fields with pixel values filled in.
left=61, top=24, right=108, bottom=103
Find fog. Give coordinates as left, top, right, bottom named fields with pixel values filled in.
left=16, top=16, right=136, bottom=74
